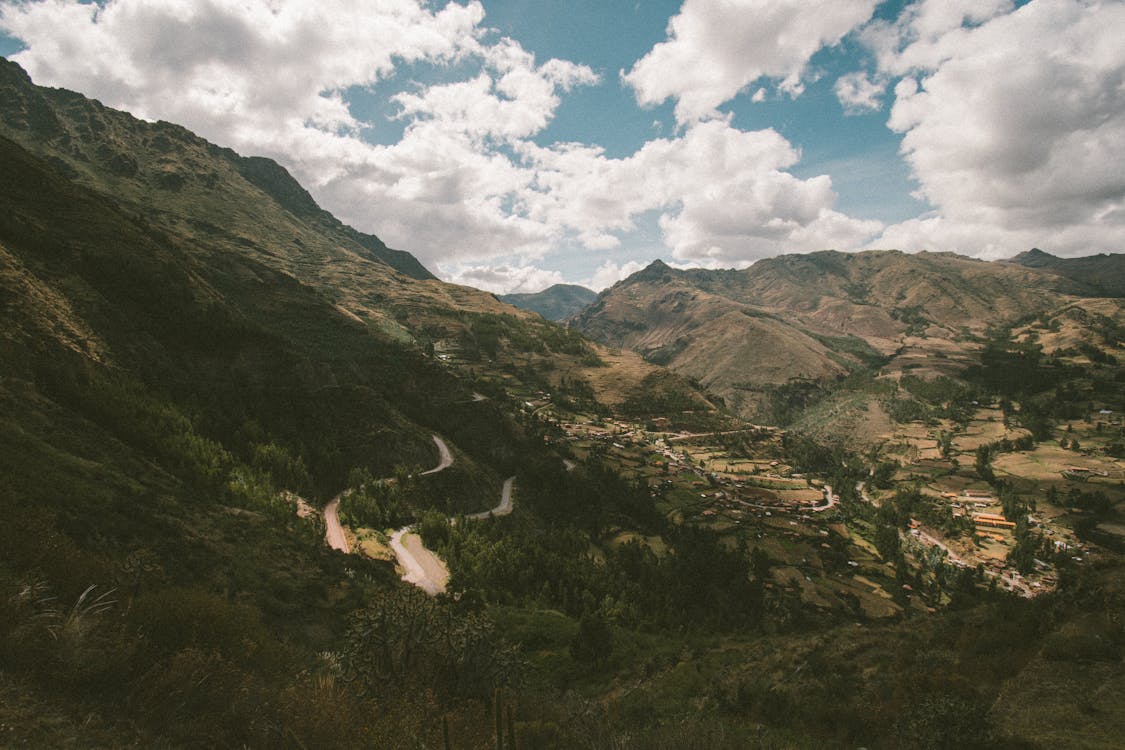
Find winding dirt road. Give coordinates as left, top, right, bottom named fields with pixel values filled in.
left=811, top=484, right=839, bottom=513
left=323, top=433, right=451, bottom=553
left=391, top=476, right=517, bottom=595
left=323, top=433, right=516, bottom=596
left=467, top=476, right=516, bottom=520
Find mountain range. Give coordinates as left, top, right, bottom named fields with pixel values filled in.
left=1008, top=247, right=1125, bottom=298
left=572, top=250, right=1125, bottom=433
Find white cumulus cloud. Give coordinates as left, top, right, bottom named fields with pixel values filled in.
left=520, top=119, right=883, bottom=265
left=442, top=263, right=566, bottom=294
left=0, top=0, right=893, bottom=280
left=834, top=71, right=885, bottom=114
left=870, top=0, right=1125, bottom=257
left=0, top=0, right=588, bottom=265
left=585, top=260, right=649, bottom=292
left=623, top=0, right=878, bottom=124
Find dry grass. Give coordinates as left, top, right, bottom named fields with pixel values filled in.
left=355, top=528, right=394, bottom=561
left=990, top=656, right=1125, bottom=749
left=993, top=445, right=1122, bottom=482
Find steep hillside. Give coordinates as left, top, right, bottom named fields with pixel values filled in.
left=0, top=58, right=696, bottom=416
left=0, top=124, right=532, bottom=746
left=0, top=64, right=718, bottom=747
left=499, top=283, right=597, bottom=321
left=573, top=251, right=1091, bottom=424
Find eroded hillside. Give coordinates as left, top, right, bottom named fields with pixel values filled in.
left=573, top=251, right=1115, bottom=431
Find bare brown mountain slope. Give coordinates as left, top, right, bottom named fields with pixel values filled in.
left=573, top=251, right=1092, bottom=420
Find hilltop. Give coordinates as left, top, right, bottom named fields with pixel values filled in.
left=498, top=283, right=598, bottom=321
left=1008, top=247, right=1125, bottom=298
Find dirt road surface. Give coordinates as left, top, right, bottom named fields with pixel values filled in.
left=466, top=476, right=515, bottom=520
left=420, top=435, right=453, bottom=476
left=324, top=497, right=349, bottom=553
left=389, top=527, right=449, bottom=595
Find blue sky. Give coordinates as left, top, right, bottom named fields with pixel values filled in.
left=1, top=0, right=1122, bottom=292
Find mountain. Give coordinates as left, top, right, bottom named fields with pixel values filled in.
left=0, top=58, right=700, bottom=416
left=498, top=283, right=598, bottom=320
left=573, top=249, right=1115, bottom=426
left=234, top=154, right=437, bottom=281
left=1009, top=247, right=1125, bottom=297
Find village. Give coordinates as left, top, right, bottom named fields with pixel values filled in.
left=508, top=387, right=1125, bottom=619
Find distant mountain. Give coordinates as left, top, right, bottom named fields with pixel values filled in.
left=1008, top=247, right=1125, bottom=297
left=499, top=283, right=597, bottom=320
left=573, top=249, right=1112, bottom=425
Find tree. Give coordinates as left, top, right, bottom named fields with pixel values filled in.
left=1008, top=516, right=1039, bottom=575
left=874, top=511, right=902, bottom=564
left=570, top=612, right=613, bottom=667
left=974, top=445, right=994, bottom=484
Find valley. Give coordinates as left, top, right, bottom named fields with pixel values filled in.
left=1, top=56, right=1123, bottom=750
left=350, top=385, right=1117, bottom=613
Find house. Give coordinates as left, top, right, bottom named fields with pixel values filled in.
left=973, top=513, right=1016, bottom=529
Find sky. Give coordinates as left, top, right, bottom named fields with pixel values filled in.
left=1, top=0, right=1123, bottom=293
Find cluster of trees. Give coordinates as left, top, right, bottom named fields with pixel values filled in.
left=418, top=456, right=769, bottom=637
left=965, top=327, right=1123, bottom=440
left=342, top=587, right=519, bottom=699
left=435, top=517, right=767, bottom=635
left=619, top=372, right=705, bottom=419
left=338, top=466, right=417, bottom=530
left=459, top=312, right=595, bottom=360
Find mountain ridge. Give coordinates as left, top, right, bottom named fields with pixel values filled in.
left=0, top=57, right=708, bottom=419
left=1008, top=246, right=1125, bottom=297
left=0, top=57, right=436, bottom=287
left=498, top=283, right=597, bottom=321
left=573, top=247, right=1122, bottom=424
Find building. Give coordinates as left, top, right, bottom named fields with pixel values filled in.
left=973, top=512, right=1016, bottom=529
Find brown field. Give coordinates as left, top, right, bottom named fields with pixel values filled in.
left=775, top=488, right=824, bottom=504
left=951, top=410, right=1028, bottom=452
left=994, top=445, right=1123, bottom=482
left=609, top=531, right=669, bottom=556
left=354, top=527, right=394, bottom=561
